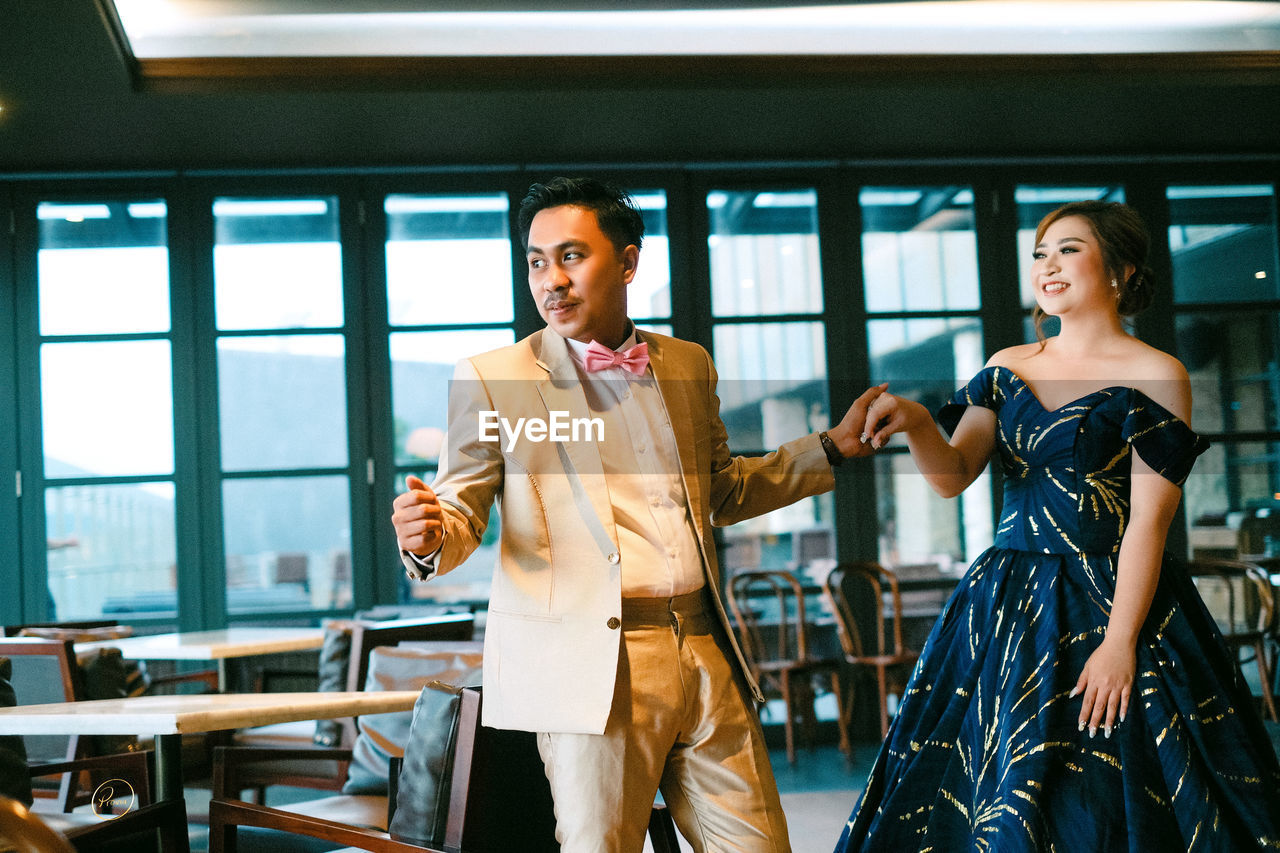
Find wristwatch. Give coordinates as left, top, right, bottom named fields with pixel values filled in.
left=819, top=431, right=845, bottom=467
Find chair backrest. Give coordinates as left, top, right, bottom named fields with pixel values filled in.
left=3, top=621, right=118, bottom=638
left=726, top=569, right=812, bottom=668
left=822, top=562, right=908, bottom=660
left=346, top=614, right=476, bottom=694
left=1187, top=558, right=1275, bottom=637
left=0, top=640, right=81, bottom=766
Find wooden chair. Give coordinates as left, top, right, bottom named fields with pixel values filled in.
left=209, top=686, right=681, bottom=853
left=0, top=639, right=93, bottom=811
left=29, top=753, right=190, bottom=853
left=234, top=614, right=476, bottom=797
left=1, top=652, right=189, bottom=853
left=1187, top=558, right=1278, bottom=722
left=3, top=622, right=218, bottom=695
left=725, top=569, right=847, bottom=763
left=821, top=562, right=921, bottom=739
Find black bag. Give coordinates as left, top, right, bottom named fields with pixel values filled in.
left=387, top=679, right=472, bottom=847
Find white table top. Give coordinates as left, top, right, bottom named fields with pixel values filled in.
left=75, top=627, right=326, bottom=661
left=0, top=691, right=420, bottom=736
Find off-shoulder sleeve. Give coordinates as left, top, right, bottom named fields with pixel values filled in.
left=937, top=366, right=1001, bottom=436
left=1121, top=390, right=1210, bottom=486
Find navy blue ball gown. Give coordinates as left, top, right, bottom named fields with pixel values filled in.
left=835, top=366, right=1280, bottom=852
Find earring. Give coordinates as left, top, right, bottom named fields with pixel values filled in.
left=1110, top=278, right=1118, bottom=289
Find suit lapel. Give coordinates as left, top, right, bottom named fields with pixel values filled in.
left=643, top=333, right=707, bottom=546
left=534, top=329, right=618, bottom=551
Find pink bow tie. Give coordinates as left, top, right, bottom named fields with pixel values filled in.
left=584, top=340, right=650, bottom=375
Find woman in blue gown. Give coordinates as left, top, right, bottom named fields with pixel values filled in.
left=836, top=201, right=1280, bottom=852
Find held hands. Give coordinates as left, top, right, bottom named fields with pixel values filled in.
left=1069, top=637, right=1135, bottom=739
left=391, top=475, right=444, bottom=556
left=828, top=383, right=890, bottom=459
left=858, top=385, right=936, bottom=450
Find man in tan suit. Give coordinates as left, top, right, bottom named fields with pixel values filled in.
left=392, top=177, right=877, bottom=853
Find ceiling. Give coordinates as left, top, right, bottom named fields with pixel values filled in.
left=0, top=1, right=1277, bottom=174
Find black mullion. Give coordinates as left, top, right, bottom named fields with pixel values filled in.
left=13, top=191, right=49, bottom=622
left=337, top=179, right=379, bottom=613
left=819, top=166, right=875, bottom=563
left=360, top=179, right=400, bottom=610
left=188, top=184, right=227, bottom=630
left=974, top=175, right=1020, bottom=543
left=0, top=184, right=19, bottom=625
left=168, top=177, right=206, bottom=632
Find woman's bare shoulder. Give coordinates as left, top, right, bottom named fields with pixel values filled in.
left=985, top=342, right=1042, bottom=369
left=1123, top=343, right=1191, bottom=419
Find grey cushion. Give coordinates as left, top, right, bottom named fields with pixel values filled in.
left=341, top=643, right=482, bottom=795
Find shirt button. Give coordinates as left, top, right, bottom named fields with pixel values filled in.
left=607, top=617, right=621, bottom=630
left=607, top=552, right=620, bottom=565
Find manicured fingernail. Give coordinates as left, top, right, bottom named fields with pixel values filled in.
left=859, top=432, right=869, bottom=444
left=1077, top=720, right=1085, bottom=732
left=871, top=438, right=882, bottom=449
left=1104, top=725, right=1112, bottom=739
left=1119, top=711, right=1126, bottom=723
left=1068, top=687, right=1079, bottom=698
left=1089, top=726, right=1096, bottom=738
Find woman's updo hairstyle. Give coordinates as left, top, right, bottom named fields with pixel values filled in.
left=1032, top=200, right=1155, bottom=342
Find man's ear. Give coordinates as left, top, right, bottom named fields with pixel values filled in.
left=621, top=244, right=640, bottom=285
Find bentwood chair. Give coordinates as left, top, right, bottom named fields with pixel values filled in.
left=726, top=569, right=848, bottom=762
left=821, top=562, right=921, bottom=739
left=1187, top=558, right=1278, bottom=722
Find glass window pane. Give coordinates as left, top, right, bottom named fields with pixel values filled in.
left=1176, top=311, right=1280, bottom=434
left=37, top=201, right=170, bottom=335
left=391, top=329, right=516, bottom=468
left=1184, top=441, right=1280, bottom=560
left=712, top=321, right=828, bottom=450
left=1168, top=185, right=1279, bottom=305
left=708, top=189, right=823, bottom=317
left=41, top=341, right=174, bottom=477
left=46, top=483, right=177, bottom=620
left=1015, top=186, right=1125, bottom=308
left=860, top=187, right=978, bottom=313
left=721, top=493, right=835, bottom=581
left=214, top=197, right=343, bottom=330
left=385, top=194, right=514, bottom=327
left=630, top=191, right=671, bottom=319
left=223, top=475, right=351, bottom=613
left=219, top=335, right=348, bottom=471
left=875, top=453, right=993, bottom=567
left=867, top=318, right=985, bottom=414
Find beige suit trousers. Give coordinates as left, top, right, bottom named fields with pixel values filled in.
left=537, top=590, right=792, bottom=853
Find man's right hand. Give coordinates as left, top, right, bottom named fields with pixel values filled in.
left=391, top=475, right=444, bottom=556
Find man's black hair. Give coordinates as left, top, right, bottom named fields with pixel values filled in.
left=517, top=177, right=645, bottom=254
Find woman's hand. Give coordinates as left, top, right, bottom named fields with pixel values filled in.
left=1070, top=637, right=1136, bottom=738
left=861, top=390, right=935, bottom=449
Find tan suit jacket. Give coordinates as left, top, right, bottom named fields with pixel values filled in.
left=405, top=327, right=834, bottom=734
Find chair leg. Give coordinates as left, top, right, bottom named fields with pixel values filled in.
left=876, top=666, right=890, bottom=738
left=780, top=671, right=796, bottom=765
left=1253, top=639, right=1278, bottom=722
left=829, top=671, right=850, bottom=754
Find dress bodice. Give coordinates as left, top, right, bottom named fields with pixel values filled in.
left=939, top=366, right=1209, bottom=556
